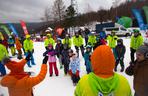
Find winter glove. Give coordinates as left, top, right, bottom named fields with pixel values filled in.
left=76, top=70, right=79, bottom=77
left=125, top=60, right=136, bottom=76
left=25, top=52, right=32, bottom=61
left=42, top=56, right=48, bottom=64
left=32, top=49, right=34, bottom=53
left=43, top=51, right=49, bottom=56
left=129, top=60, right=136, bottom=66
left=125, top=64, right=134, bottom=76
left=69, top=70, right=72, bottom=76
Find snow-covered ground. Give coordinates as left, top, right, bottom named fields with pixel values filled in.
left=0, top=37, right=138, bottom=96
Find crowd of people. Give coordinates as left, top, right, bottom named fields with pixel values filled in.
left=0, top=28, right=148, bottom=96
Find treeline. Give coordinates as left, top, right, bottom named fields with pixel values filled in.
left=53, top=0, right=148, bottom=28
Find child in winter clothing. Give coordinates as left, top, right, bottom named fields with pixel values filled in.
left=69, top=53, right=80, bottom=86
left=55, top=38, right=63, bottom=69
left=61, top=44, right=71, bottom=75
left=15, top=37, right=23, bottom=59
left=8, top=36, right=16, bottom=56
left=84, top=45, right=92, bottom=74
left=44, top=44, right=59, bottom=76
left=114, top=39, right=126, bottom=72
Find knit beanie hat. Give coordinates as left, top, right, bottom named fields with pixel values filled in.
left=133, top=29, right=139, bottom=33
left=91, top=45, right=115, bottom=78
left=136, top=45, right=148, bottom=58
left=26, top=35, right=31, bottom=38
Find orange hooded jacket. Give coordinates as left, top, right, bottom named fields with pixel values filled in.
left=15, top=37, right=22, bottom=50
left=0, top=59, right=47, bottom=96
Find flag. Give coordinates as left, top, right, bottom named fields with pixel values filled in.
left=20, top=20, right=29, bottom=35
left=0, top=25, right=11, bottom=36
left=0, top=32, right=4, bottom=40
left=132, top=8, right=146, bottom=30
left=143, top=6, right=148, bottom=24
left=8, top=23, right=18, bottom=37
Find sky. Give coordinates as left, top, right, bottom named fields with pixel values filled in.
left=0, top=0, right=126, bottom=23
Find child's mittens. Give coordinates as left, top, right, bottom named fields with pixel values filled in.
left=76, top=70, right=79, bottom=77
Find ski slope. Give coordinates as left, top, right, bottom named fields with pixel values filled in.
left=0, top=37, right=135, bottom=96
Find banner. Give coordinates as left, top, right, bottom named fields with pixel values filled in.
left=143, top=6, right=148, bottom=24
left=8, top=23, right=18, bottom=37
left=0, top=25, right=11, bottom=36
left=20, top=20, right=29, bottom=35
left=0, top=32, right=4, bottom=40
left=132, top=8, right=146, bottom=30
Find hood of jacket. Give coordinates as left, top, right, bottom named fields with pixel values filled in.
left=88, top=73, right=119, bottom=95
left=91, top=45, right=115, bottom=78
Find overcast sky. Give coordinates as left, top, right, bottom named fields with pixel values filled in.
left=0, top=0, right=126, bottom=23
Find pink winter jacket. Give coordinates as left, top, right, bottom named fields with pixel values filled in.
left=48, top=51, right=56, bottom=63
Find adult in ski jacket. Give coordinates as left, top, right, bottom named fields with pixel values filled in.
left=0, top=42, right=8, bottom=76
left=88, top=33, right=96, bottom=48
left=23, top=35, right=35, bottom=67
left=130, top=29, right=143, bottom=63
left=107, top=31, right=118, bottom=59
left=73, top=32, right=84, bottom=56
left=62, top=34, right=72, bottom=49
left=44, top=34, right=55, bottom=50
left=126, top=44, right=148, bottom=96
left=75, top=45, right=132, bottom=96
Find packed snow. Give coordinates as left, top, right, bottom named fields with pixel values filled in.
left=0, top=37, right=137, bottom=96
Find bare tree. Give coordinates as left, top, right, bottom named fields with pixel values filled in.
left=52, top=0, right=66, bottom=25
left=43, top=0, right=66, bottom=26
left=44, top=7, right=53, bottom=22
